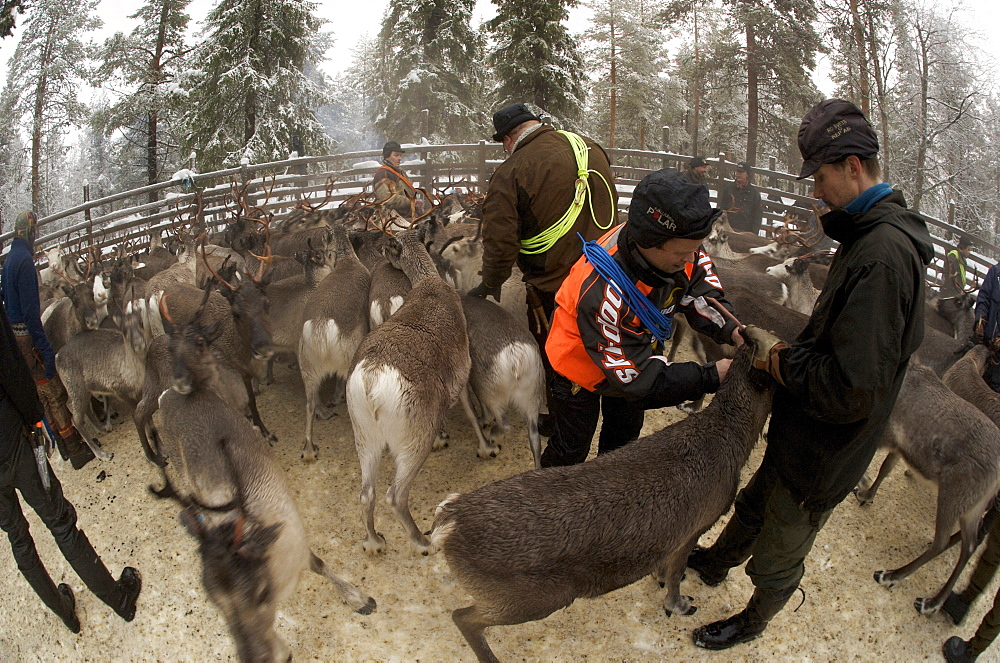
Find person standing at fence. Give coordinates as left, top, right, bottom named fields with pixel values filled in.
left=0, top=301, right=142, bottom=633
left=0, top=211, right=94, bottom=470
left=720, top=162, right=763, bottom=234
left=689, top=98, right=933, bottom=650
left=685, top=156, right=708, bottom=186
left=973, top=261, right=1000, bottom=391
left=944, top=234, right=973, bottom=296
left=372, top=140, right=422, bottom=218
left=469, top=103, right=618, bottom=418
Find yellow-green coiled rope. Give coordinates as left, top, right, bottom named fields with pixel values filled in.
left=519, top=130, right=616, bottom=255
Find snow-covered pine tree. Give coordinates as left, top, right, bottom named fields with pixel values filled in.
left=485, top=0, right=585, bottom=128
left=95, top=0, right=192, bottom=202
left=373, top=0, right=484, bottom=144
left=180, top=0, right=333, bottom=170
left=0, top=0, right=99, bottom=215
left=584, top=0, right=668, bottom=149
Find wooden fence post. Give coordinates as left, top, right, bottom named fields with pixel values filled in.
left=477, top=140, right=490, bottom=195
left=661, top=126, right=670, bottom=170
left=83, top=182, right=93, bottom=252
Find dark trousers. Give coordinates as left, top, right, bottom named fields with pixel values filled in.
left=525, top=285, right=557, bottom=409
left=540, top=373, right=646, bottom=467
left=0, top=427, right=121, bottom=619
left=721, top=451, right=833, bottom=591
left=985, top=360, right=1000, bottom=394
left=963, top=514, right=1000, bottom=655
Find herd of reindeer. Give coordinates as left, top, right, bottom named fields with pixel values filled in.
left=16, top=174, right=1000, bottom=662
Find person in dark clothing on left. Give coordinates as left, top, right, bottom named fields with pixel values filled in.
left=1, top=211, right=94, bottom=469
left=0, top=302, right=142, bottom=633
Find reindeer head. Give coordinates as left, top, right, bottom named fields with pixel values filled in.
left=160, top=290, right=224, bottom=395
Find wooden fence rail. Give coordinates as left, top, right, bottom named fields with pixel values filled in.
left=0, top=143, right=992, bottom=292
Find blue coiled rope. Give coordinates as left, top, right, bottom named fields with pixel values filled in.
left=578, top=233, right=673, bottom=345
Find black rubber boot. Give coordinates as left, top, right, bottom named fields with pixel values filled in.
left=692, top=586, right=797, bottom=650
left=64, top=431, right=95, bottom=470
left=943, top=636, right=977, bottom=663
left=687, top=515, right=760, bottom=586
left=57, top=584, right=81, bottom=634
left=943, top=591, right=974, bottom=626
left=113, top=567, right=142, bottom=622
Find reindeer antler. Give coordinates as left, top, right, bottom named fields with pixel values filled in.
left=201, top=237, right=236, bottom=291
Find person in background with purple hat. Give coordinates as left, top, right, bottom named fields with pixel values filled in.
left=689, top=99, right=934, bottom=650
left=471, top=102, right=617, bottom=431
left=372, top=140, right=422, bottom=218
left=542, top=167, right=742, bottom=467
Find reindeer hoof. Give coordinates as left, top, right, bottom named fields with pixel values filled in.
left=362, top=534, right=386, bottom=554
left=301, top=444, right=319, bottom=462
left=852, top=487, right=872, bottom=506
left=664, top=598, right=696, bottom=617
left=914, top=597, right=940, bottom=615
left=874, top=570, right=895, bottom=587
left=356, top=597, right=377, bottom=615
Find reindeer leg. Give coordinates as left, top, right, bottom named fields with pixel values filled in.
left=243, top=373, right=277, bottom=443
left=356, top=437, right=385, bottom=554
left=309, top=552, right=376, bottom=614
left=453, top=606, right=501, bottom=663
left=460, top=386, right=499, bottom=459
left=915, top=498, right=992, bottom=614
left=854, top=451, right=900, bottom=505
left=386, top=444, right=434, bottom=554
left=300, top=367, right=322, bottom=462
left=875, top=488, right=961, bottom=588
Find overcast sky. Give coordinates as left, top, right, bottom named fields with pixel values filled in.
left=0, top=0, right=996, bottom=109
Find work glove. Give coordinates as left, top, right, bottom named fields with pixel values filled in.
left=468, top=282, right=502, bottom=302
left=743, top=325, right=789, bottom=386
left=975, top=318, right=986, bottom=345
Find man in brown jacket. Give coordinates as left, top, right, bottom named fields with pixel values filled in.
left=469, top=103, right=618, bottom=379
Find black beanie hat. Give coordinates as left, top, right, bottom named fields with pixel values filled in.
left=491, top=103, right=541, bottom=142
left=382, top=141, right=405, bottom=160
left=628, top=169, right=722, bottom=248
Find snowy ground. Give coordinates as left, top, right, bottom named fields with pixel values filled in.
left=0, top=356, right=997, bottom=662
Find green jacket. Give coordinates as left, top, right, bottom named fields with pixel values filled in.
left=768, top=190, right=934, bottom=512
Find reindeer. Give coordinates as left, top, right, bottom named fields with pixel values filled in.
left=150, top=296, right=376, bottom=663
left=431, top=342, right=773, bottom=662
left=346, top=228, right=470, bottom=554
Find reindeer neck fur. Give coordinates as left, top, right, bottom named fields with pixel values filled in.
left=394, top=235, right=442, bottom=287
left=643, top=348, right=773, bottom=475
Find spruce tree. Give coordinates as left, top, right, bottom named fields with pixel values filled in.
left=96, top=0, right=191, bottom=200
left=373, top=0, right=484, bottom=144
left=181, top=0, right=333, bottom=169
left=485, top=0, right=585, bottom=127
left=0, top=0, right=99, bottom=214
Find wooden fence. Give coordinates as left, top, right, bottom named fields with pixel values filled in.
left=0, top=142, right=991, bottom=292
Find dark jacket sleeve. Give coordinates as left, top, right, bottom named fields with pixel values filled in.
left=778, top=260, right=914, bottom=424
left=13, top=255, right=56, bottom=379
left=976, top=265, right=1000, bottom=338
left=0, top=305, right=44, bottom=428
left=576, top=282, right=720, bottom=404
left=679, top=251, right=739, bottom=346
left=480, top=165, right=521, bottom=288
left=749, top=187, right=763, bottom=228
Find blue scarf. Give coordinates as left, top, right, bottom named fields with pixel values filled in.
left=844, top=182, right=892, bottom=214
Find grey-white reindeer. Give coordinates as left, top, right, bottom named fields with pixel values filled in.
left=346, top=228, right=470, bottom=554
left=431, top=340, right=773, bottom=662
left=764, top=255, right=820, bottom=315
left=297, top=224, right=371, bottom=461
left=55, top=298, right=150, bottom=462
left=855, top=362, right=1000, bottom=614
left=458, top=295, right=545, bottom=468
left=152, top=296, right=376, bottom=663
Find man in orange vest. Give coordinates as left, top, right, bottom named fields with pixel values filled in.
left=542, top=168, right=743, bottom=467
left=372, top=141, right=422, bottom=218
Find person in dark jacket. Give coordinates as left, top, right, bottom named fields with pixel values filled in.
left=690, top=99, right=934, bottom=650
left=1, top=211, right=94, bottom=469
left=720, top=162, right=763, bottom=234
left=685, top=156, right=708, bottom=185
left=541, top=168, right=742, bottom=467
left=0, top=303, right=142, bottom=633
left=974, top=262, right=1000, bottom=391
